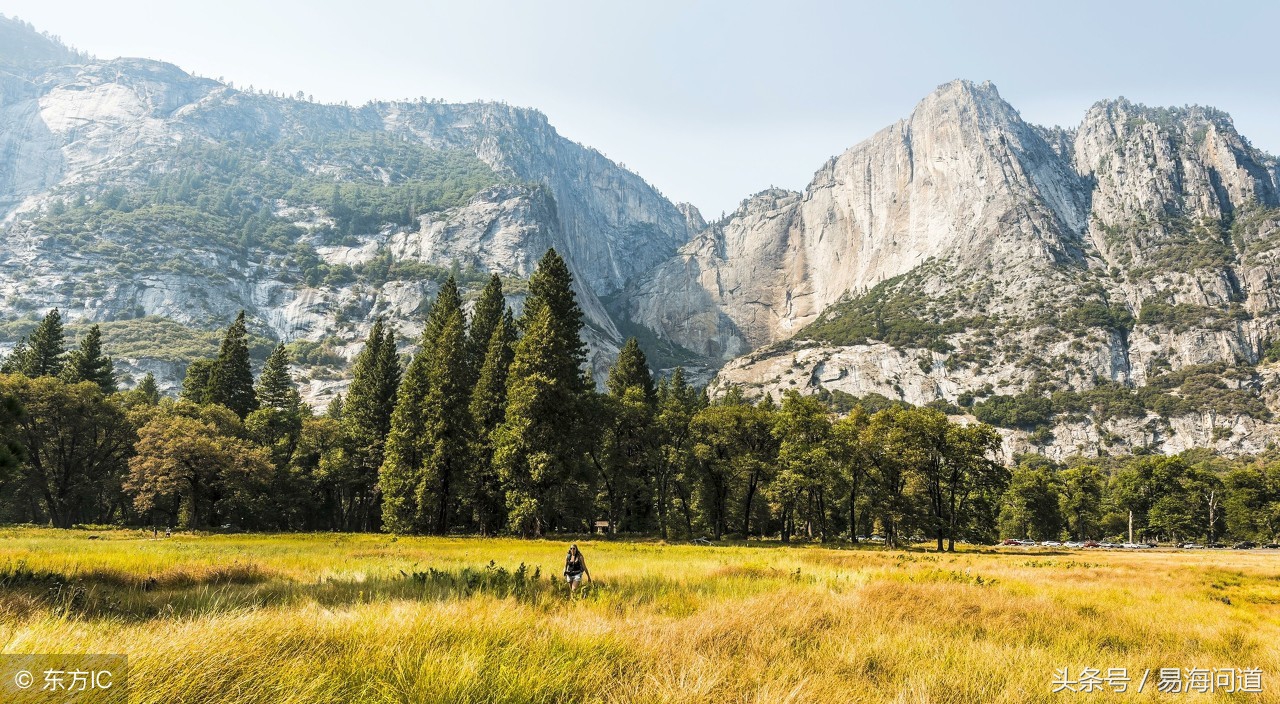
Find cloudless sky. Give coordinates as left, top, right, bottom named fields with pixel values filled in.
left=5, top=0, right=1278, bottom=216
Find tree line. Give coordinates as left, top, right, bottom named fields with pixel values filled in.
left=1, top=249, right=1278, bottom=546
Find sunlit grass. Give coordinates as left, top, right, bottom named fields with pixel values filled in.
left=1, top=528, right=1278, bottom=702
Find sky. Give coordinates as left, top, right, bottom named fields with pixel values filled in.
left=5, top=0, right=1279, bottom=217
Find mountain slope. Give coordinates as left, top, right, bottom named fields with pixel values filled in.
left=5, top=15, right=1280, bottom=459
left=627, top=80, right=1280, bottom=457
left=620, top=81, right=1093, bottom=359
left=0, top=16, right=691, bottom=400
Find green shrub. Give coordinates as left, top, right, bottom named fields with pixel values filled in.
left=972, top=393, right=1054, bottom=430
left=802, top=274, right=979, bottom=352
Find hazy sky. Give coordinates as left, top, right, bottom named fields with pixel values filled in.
left=6, top=0, right=1279, bottom=216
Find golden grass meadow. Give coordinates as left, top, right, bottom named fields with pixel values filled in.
left=0, top=528, right=1278, bottom=703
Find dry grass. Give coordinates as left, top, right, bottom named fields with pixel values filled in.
left=1, top=528, right=1278, bottom=702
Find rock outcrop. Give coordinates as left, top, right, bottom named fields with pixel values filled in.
left=0, top=17, right=686, bottom=404
left=627, top=80, right=1280, bottom=457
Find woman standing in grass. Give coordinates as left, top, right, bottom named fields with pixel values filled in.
left=563, top=544, right=591, bottom=595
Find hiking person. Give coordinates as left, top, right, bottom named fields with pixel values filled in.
left=563, top=544, right=591, bottom=594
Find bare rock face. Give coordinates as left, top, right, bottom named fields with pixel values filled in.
left=623, top=81, right=1093, bottom=360
left=630, top=79, right=1280, bottom=457
left=0, top=18, right=677, bottom=402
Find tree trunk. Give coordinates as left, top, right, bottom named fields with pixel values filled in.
left=742, top=476, right=758, bottom=538
left=849, top=489, right=858, bottom=543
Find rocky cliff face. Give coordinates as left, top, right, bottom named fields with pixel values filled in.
left=628, top=80, right=1280, bottom=457
left=622, top=81, right=1093, bottom=359
left=0, top=18, right=688, bottom=403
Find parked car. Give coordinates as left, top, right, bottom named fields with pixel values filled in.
left=1180, top=543, right=1204, bottom=549
left=1083, top=540, right=1101, bottom=548
left=1264, top=544, right=1280, bottom=549
left=1040, top=540, right=1062, bottom=547
left=1099, top=542, right=1121, bottom=549
left=1063, top=541, right=1084, bottom=548
left=1208, top=542, right=1227, bottom=548
left=1001, top=538, right=1022, bottom=546
left=1233, top=541, right=1257, bottom=550
left=1018, top=539, right=1038, bottom=546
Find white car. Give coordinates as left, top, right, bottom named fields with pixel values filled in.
left=1040, top=541, right=1062, bottom=547
left=1063, top=541, right=1084, bottom=548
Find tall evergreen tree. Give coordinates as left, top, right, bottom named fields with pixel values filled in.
left=494, top=305, right=594, bottom=536
left=206, top=311, right=258, bottom=418
left=606, top=338, right=655, bottom=402
left=181, top=360, right=216, bottom=405
left=256, top=344, right=301, bottom=415
left=520, top=249, right=587, bottom=393
left=0, top=338, right=31, bottom=376
left=380, top=280, right=464, bottom=532
left=653, top=367, right=704, bottom=539
left=247, top=344, right=305, bottom=474
left=417, top=310, right=471, bottom=534
left=340, top=319, right=400, bottom=530
left=591, top=338, right=657, bottom=533
left=62, top=324, right=116, bottom=393
left=465, top=274, right=505, bottom=384
left=467, top=309, right=516, bottom=534
left=325, top=394, right=344, bottom=420
left=423, top=276, right=463, bottom=357
left=136, top=372, right=161, bottom=405
left=6, top=309, right=68, bottom=378
left=491, top=250, right=598, bottom=535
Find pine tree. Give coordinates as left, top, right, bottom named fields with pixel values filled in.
left=12, top=309, right=68, bottom=378
left=592, top=338, right=657, bottom=534
left=493, top=304, right=594, bottom=536
left=206, top=311, right=258, bottom=418
left=181, top=359, right=217, bottom=404
left=62, top=324, right=116, bottom=393
left=494, top=307, right=558, bottom=536
left=467, top=310, right=516, bottom=534
left=607, top=338, right=655, bottom=402
left=520, top=249, right=587, bottom=393
left=466, top=274, right=505, bottom=384
left=653, top=367, right=703, bottom=539
left=381, top=281, right=465, bottom=533
left=325, top=394, right=344, bottom=420
left=136, top=373, right=161, bottom=405
left=380, top=344, right=434, bottom=532
left=247, top=345, right=305, bottom=477
left=491, top=250, right=598, bottom=535
left=340, top=319, right=401, bottom=530
left=256, top=344, right=301, bottom=415
left=418, top=309, right=471, bottom=534
left=0, top=338, right=32, bottom=375
left=423, top=276, right=463, bottom=356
